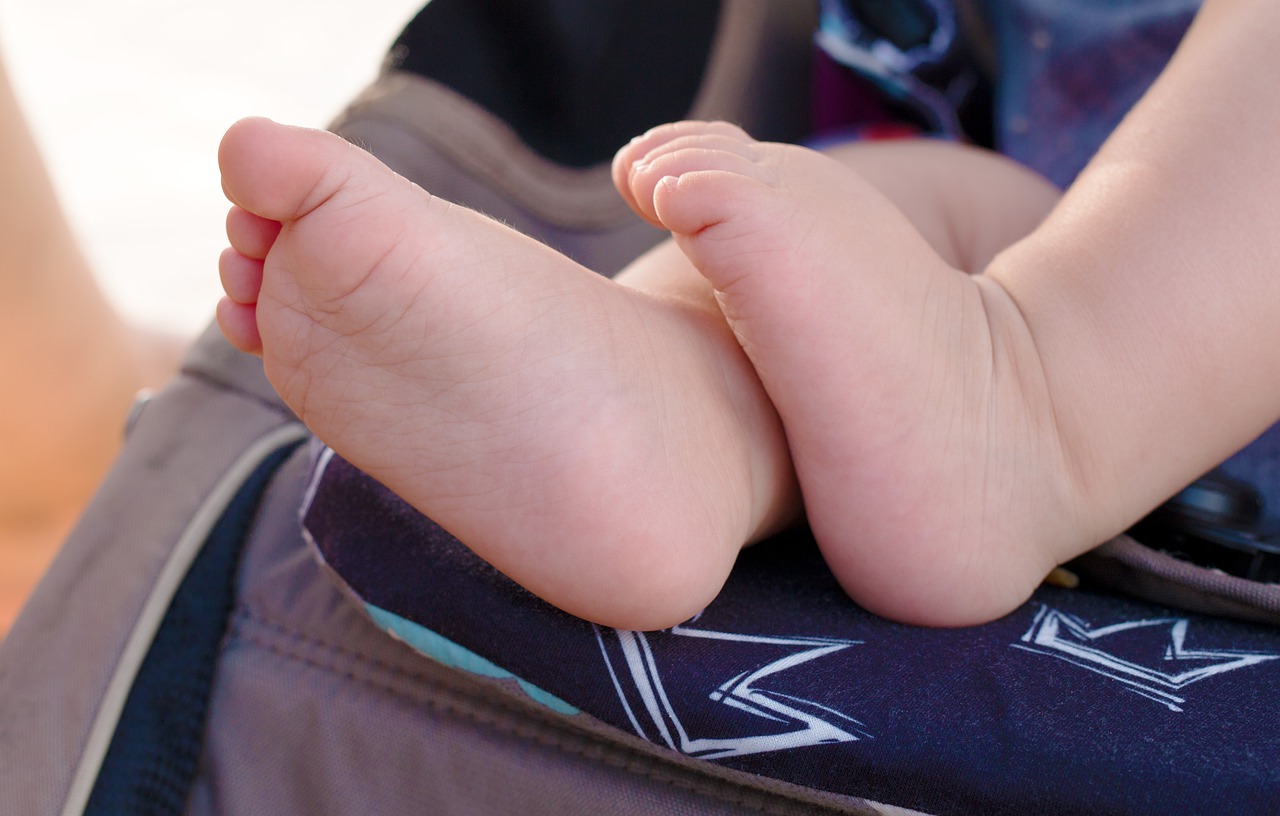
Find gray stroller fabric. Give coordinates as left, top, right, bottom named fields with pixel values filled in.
left=0, top=325, right=889, bottom=816
left=0, top=327, right=306, bottom=815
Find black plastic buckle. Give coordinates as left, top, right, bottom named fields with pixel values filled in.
left=1129, top=469, right=1280, bottom=584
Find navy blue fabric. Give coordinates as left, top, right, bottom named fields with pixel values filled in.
left=306, top=453, right=1280, bottom=816
left=85, top=441, right=303, bottom=816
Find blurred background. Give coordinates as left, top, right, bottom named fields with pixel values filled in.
left=0, top=0, right=424, bottom=336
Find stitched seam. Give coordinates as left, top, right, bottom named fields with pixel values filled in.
left=233, top=616, right=791, bottom=813
left=227, top=608, right=866, bottom=815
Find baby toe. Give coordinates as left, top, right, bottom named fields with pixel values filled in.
left=219, top=248, right=264, bottom=305
left=215, top=297, right=262, bottom=355
left=225, top=205, right=281, bottom=261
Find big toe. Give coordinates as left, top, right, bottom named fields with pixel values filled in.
left=219, top=117, right=363, bottom=223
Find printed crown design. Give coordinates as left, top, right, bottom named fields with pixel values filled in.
left=1014, top=606, right=1280, bottom=711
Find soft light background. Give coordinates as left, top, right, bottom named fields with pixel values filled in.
left=0, top=0, right=424, bottom=335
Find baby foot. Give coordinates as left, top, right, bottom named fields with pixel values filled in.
left=217, top=118, right=795, bottom=631
left=616, top=121, right=1084, bottom=626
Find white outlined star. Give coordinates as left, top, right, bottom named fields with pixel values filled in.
left=596, top=622, right=870, bottom=759
left=1013, top=605, right=1280, bottom=711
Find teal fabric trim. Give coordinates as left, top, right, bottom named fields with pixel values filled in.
left=364, top=603, right=579, bottom=716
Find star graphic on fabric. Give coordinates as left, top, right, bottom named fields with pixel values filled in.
left=1012, top=605, right=1280, bottom=711
left=595, top=622, right=869, bottom=759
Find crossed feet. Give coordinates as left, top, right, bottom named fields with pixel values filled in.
left=218, top=117, right=1090, bottom=630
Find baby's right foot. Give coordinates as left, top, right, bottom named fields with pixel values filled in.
left=217, top=118, right=795, bottom=631
left=616, top=122, right=1088, bottom=626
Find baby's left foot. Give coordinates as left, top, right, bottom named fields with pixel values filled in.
left=616, top=122, right=1087, bottom=625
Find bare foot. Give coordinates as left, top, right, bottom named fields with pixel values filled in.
left=615, top=121, right=1086, bottom=626
left=217, top=118, right=795, bottom=631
